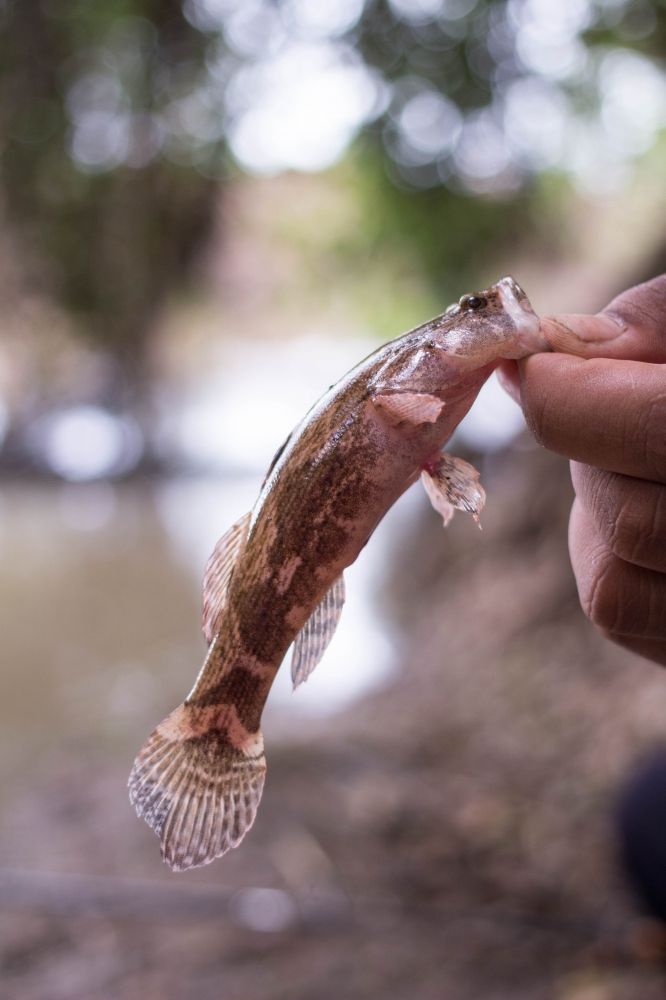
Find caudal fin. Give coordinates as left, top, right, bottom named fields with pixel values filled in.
left=128, top=708, right=266, bottom=871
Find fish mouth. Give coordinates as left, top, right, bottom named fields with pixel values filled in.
left=497, top=275, right=546, bottom=354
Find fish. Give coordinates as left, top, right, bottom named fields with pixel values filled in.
left=128, top=275, right=547, bottom=871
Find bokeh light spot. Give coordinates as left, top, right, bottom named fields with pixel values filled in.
left=36, top=407, right=142, bottom=481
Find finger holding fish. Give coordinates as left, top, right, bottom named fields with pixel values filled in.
left=505, top=353, right=666, bottom=483
left=499, top=273, right=666, bottom=666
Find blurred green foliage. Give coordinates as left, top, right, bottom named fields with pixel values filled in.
left=1, top=0, right=665, bottom=381
left=351, top=142, right=535, bottom=297
left=1, top=1, right=216, bottom=374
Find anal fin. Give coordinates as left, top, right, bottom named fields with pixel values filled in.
left=291, top=573, right=345, bottom=689
left=421, top=453, right=486, bottom=527
left=202, top=511, right=251, bottom=644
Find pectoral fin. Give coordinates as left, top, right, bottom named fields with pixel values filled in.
left=421, top=453, right=486, bottom=527
left=202, top=511, right=251, bottom=643
left=291, top=573, right=346, bottom=689
left=372, top=391, right=445, bottom=428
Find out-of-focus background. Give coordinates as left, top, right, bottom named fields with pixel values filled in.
left=2, top=1, right=666, bottom=997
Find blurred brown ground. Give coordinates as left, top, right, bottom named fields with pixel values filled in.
left=1, top=444, right=666, bottom=1000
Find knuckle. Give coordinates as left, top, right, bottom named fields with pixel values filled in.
left=607, top=276, right=666, bottom=332
left=607, top=489, right=643, bottom=561
left=583, top=467, right=617, bottom=529
left=577, top=467, right=635, bottom=561
left=580, top=550, right=666, bottom=641
left=578, top=547, right=623, bottom=634
left=584, top=466, right=666, bottom=571
left=641, top=393, right=666, bottom=482
left=611, top=489, right=662, bottom=566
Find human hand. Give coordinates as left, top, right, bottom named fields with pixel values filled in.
left=499, top=274, right=666, bottom=665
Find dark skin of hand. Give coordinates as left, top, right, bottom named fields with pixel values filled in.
left=499, top=274, right=666, bottom=667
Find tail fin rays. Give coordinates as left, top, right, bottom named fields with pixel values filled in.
left=128, top=714, right=266, bottom=872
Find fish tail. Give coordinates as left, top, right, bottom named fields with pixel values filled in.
left=128, top=702, right=266, bottom=871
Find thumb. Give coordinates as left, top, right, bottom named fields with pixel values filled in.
left=540, top=274, right=666, bottom=364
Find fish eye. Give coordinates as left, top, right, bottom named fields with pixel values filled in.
left=459, top=294, right=487, bottom=311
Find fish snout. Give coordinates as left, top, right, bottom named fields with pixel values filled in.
left=496, top=275, right=547, bottom=358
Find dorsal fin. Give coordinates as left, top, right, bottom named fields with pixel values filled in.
left=202, top=512, right=251, bottom=643
left=261, top=429, right=293, bottom=487
left=291, top=573, right=346, bottom=689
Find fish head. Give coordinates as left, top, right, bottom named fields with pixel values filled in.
left=438, top=276, right=547, bottom=361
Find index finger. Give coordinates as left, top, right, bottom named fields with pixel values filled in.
left=517, top=353, right=666, bottom=483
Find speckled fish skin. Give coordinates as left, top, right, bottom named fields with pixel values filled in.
left=128, top=275, right=547, bottom=872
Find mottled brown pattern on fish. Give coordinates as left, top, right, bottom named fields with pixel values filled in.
left=189, top=281, right=537, bottom=708
left=228, top=394, right=385, bottom=665
left=189, top=666, right=267, bottom=731
left=160, top=699, right=261, bottom=747
left=129, top=275, right=547, bottom=871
